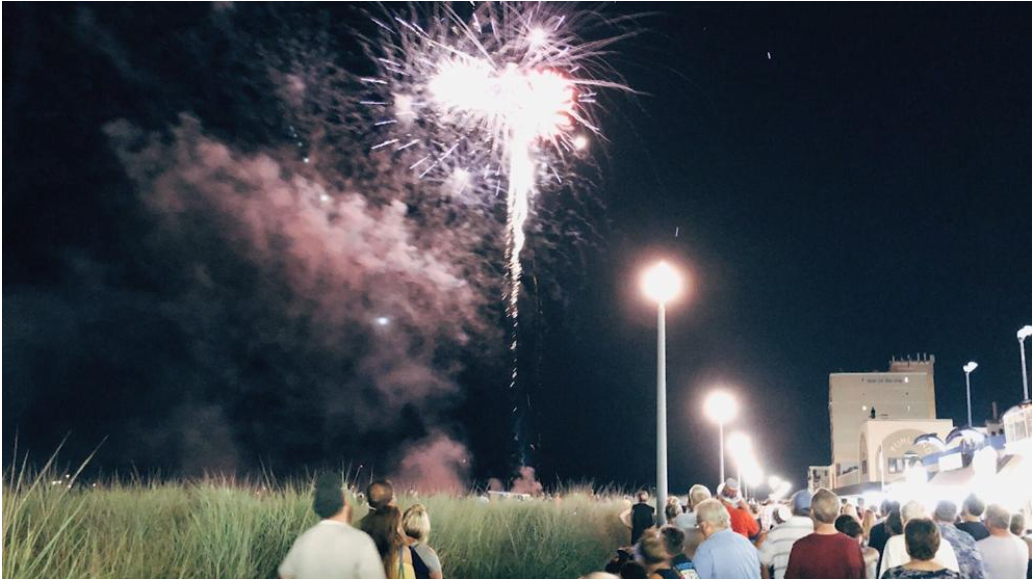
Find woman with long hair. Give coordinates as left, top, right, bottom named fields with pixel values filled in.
left=364, top=505, right=416, bottom=579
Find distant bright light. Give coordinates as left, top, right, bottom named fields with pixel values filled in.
left=767, top=475, right=783, bottom=489
left=572, top=134, right=588, bottom=150
left=375, top=316, right=391, bottom=326
left=727, top=432, right=752, bottom=457
left=704, top=390, right=738, bottom=425
left=963, top=361, right=978, bottom=373
left=527, top=27, right=549, bottom=47
left=641, top=261, right=683, bottom=304
left=743, top=463, right=765, bottom=486
left=1019, top=325, right=1033, bottom=340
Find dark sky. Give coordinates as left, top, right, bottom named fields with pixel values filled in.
left=4, top=3, right=1030, bottom=492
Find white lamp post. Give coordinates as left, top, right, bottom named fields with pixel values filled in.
left=641, top=261, right=683, bottom=525
left=963, top=361, right=978, bottom=427
left=1018, top=326, right=1032, bottom=401
left=704, top=390, right=738, bottom=487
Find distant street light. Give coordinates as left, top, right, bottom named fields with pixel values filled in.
left=1018, top=325, right=1032, bottom=400
left=641, top=261, right=683, bottom=525
left=963, top=361, right=978, bottom=427
left=727, top=432, right=754, bottom=499
left=704, top=390, right=738, bottom=485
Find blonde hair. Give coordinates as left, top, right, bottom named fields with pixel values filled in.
left=402, top=503, right=432, bottom=542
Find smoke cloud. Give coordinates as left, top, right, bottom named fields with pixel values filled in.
left=39, top=114, right=489, bottom=479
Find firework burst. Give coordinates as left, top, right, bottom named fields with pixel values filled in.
left=357, top=2, right=631, bottom=458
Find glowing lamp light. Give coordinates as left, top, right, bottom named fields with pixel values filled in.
left=744, top=463, right=765, bottom=487
left=963, top=361, right=978, bottom=373
left=1018, top=325, right=1033, bottom=340
left=374, top=316, right=391, bottom=327
left=727, top=432, right=753, bottom=457
left=641, top=261, right=682, bottom=304
left=704, top=390, right=738, bottom=425
left=572, top=134, right=588, bottom=150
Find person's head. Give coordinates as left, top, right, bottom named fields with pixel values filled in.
left=837, top=515, right=864, bottom=543
left=984, top=504, right=1011, bottom=532
left=881, top=499, right=901, bottom=518
left=962, top=494, right=985, bottom=519
left=366, top=479, right=395, bottom=511
left=933, top=500, right=957, bottom=524
left=810, top=489, right=840, bottom=525
left=886, top=510, right=903, bottom=536
left=660, top=525, right=686, bottom=557
left=835, top=514, right=855, bottom=533
left=637, top=489, right=650, bottom=503
left=636, top=529, right=670, bottom=568
left=694, top=498, right=731, bottom=539
left=901, top=501, right=928, bottom=525
left=688, top=484, right=711, bottom=509
left=903, top=518, right=940, bottom=562
left=365, top=505, right=404, bottom=564
left=1010, top=513, right=1026, bottom=536
left=861, top=509, right=877, bottom=538
left=719, top=478, right=741, bottom=503
left=313, top=473, right=349, bottom=521
left=790, top=490, right=812, bottom=517
left=665, top=502, right=682, bottom=521
left=402, top=503, right=432, bottom=543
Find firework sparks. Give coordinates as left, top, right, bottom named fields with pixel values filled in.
left=359, top=3, right=630, bottom=459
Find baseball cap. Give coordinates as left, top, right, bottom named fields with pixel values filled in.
left=791, top=490, right=812, bottom=513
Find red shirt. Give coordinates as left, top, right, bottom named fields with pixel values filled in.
left=784, top=532, right=865, bottom=579
left=724, top=502, right=760, bottom=538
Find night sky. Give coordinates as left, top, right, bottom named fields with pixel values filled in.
left=4, top=3, right=1030, bottom=493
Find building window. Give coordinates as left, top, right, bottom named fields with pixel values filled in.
left=861, top=459, right=868, bottom=474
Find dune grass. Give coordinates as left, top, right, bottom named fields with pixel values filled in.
left=2, top=462, right=629, bottom=579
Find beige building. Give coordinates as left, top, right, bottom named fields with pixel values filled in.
left=829, top=354, right=937, bottom=478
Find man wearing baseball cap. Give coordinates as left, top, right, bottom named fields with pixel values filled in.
left=759, top=491, right=814, bottom=579
left=718, top=478, right=760, bottom=539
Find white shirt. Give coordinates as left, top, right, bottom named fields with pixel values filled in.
left=758, top=515, right=814, bottom=579
left=279, top=520, right=387, bottom=579
left=976, top=534, right=1028, bottom=579
left=878, top=533, right=959, bottom=578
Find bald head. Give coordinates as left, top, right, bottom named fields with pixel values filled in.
left=366, top=479, right=395, bottom=511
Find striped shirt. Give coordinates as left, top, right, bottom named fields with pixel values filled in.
left=759, top=516, right=814, bottom=579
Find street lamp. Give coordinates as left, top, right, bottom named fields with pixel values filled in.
left=1018, top=326, right=1032, bottom=401
left=727, top=432, right=752, bottom=499
left=963, top=361, right=978, bottom=427
left=704, top=390, right=738, bottom=486
left=641, top=261, right=683, bottom=525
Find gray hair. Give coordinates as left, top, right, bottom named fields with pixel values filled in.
left=695, top=498, right=731, bottom=529
left=901, top=501, right=928, bottom=524
left=984, top=504, right=1011, bottom=531
left=688, top=484, right=712, bottom=508
left=933, top=501, right=957, bottom=523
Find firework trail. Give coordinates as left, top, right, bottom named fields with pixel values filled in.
left=358, top=3, right=630, bottom=460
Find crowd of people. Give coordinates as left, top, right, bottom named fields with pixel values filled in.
left=602, top=479, right=1031, bottom=579
left=276, top=473, right=1031, bottom=579
left=278, top=474, right=443, bottom=579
